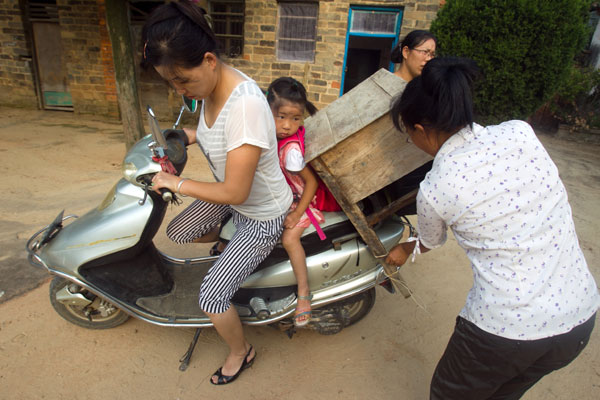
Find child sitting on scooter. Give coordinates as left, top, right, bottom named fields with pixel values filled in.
left=266, top=77, right=339, bottom=327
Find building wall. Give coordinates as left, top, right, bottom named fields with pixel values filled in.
left=230, top=0, right=441, bottom=109
left=0, top=0, right=118, bottom=116
left=0, top=0, right=37, bottom=108
left=57, top=0, right=118, bottom=117
left=0, top=0, right=439, bottom=117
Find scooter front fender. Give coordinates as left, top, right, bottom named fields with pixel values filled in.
left=40, top=179, right=153, bottom=277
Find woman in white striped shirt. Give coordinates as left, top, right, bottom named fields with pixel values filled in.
left=143, top=1, right=292, bottom=385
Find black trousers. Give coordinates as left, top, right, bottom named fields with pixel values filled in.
left=430, top=313, right=596, bottom=400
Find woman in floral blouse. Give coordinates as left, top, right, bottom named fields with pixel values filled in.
left=388, top=57, right=599, bottom=400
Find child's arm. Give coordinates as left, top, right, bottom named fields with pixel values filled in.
left=284, top=166, right=319, bottom=229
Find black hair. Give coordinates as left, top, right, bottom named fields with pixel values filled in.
left=141, top=0, right=219, bottom=72
left=266, top=77, right=318, bottom=116
left=390, top=30, right=438, bottom=64
left=390, top=57, right=480, bottom=134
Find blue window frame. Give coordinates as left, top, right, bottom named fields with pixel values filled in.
left=340, top=6, right=403, bottom=96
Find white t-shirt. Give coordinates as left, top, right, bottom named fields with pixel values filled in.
left=284, top=148, right=305, bottom=172
left=196, top=76, right=292, bottom=220
left=417, top=120, right=599, bottom=340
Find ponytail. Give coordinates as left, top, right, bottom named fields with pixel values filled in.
left=391, top=57, right=479, bottom=134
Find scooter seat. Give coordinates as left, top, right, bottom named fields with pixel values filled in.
left=220, top=211, right=351, bottom=245
left=252, top=212, right=357, bottom=272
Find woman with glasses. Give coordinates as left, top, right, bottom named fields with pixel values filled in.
left=388, top=57, right=599, bottom=399
left=385, top=30, right=438, bottom=214
left=391, top=30, right=438, bottom=83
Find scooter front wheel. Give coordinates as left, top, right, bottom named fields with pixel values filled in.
left=49, top=277, right=130, bottom=329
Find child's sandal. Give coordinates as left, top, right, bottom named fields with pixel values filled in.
left=294, top=293, right=313, bottom=327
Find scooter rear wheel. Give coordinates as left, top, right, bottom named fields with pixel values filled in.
left=49, top=277, right=130, bottom=329
left=340, top=288, right=376, bottom=327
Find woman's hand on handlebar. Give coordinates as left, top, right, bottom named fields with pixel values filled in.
left=151, top=171, right=179, bottom=194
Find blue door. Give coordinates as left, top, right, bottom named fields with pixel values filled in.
left=340, top=7, right=403, bottom=95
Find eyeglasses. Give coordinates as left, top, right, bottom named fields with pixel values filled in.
left=412, top=48, right=436, bottom=59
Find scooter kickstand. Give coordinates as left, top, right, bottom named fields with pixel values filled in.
left=179, top=328, right=202, bottom=371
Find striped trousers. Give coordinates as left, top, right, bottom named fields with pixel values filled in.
left=166, top=200, right=285, bottom=314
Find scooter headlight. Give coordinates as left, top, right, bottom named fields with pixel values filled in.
left=122, top=162, right=138, bottom=182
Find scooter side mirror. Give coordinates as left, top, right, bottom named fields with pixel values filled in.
left=173, top=96, right=199, bottom=129
left=182, top=96, right=198, bottom=113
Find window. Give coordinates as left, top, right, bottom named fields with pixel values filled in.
left=210, top=0, right=245, bottom=58
left=349, top=10, right=399, bottom=35
left=28, top=0, right=59, bottom=22
left=277, top=2, right=318, bottom=62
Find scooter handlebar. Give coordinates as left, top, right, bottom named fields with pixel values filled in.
left=160, top=188, right=173, bottom=202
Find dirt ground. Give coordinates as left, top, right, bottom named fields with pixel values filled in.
left=0, top=106, right=599, bottom=400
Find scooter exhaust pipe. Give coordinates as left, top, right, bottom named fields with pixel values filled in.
left=249, top=297, right=270, bottom=320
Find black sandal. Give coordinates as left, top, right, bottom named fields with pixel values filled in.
left=209, top=242, right=223, bottom=256
left=210, top=345, right=256, bottom=385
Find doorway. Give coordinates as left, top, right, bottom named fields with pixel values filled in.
left=27, top=1, right=73, bottom=110
left=340, top=7, right=403, bottom=95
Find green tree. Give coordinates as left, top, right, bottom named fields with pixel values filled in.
left=430, top=0, right=591, bottom=123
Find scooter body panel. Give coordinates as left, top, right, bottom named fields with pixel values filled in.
left=241, top=236, right=359, bottom=288
left=40, top=179, right=153, bottom=277
left=241, top=216, right=403, bottom=289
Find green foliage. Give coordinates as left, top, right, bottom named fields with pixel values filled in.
left=548, top=65, right=600, bottom=130
left=430, top=0, right=592, bottom=123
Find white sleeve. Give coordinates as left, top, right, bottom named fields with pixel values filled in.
left=416, top=190, right=447, bottom=249
left=224, top=94, right=273, bottom=151
left=284, top=148, right=305, bottom=172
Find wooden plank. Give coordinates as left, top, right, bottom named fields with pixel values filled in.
left=311, top=157, right=411, bottom=298
left=310, top=157, right=385, bottom=255
left=340, top=76, right=387, bottom=137
left=316, top=115, right=432, bottom=203
left=304, top=68, right=406, bottom=161
left=350, top=68, right=405, bottom=124
left=304, top=108, right=335, bottom=161
left=371, top=67, right=407, bottom=98
left=302, top=69, right=417, bottom=299
left=324, top=95, right=364, bottom=146
left=366, top=189, right=418, bottom=226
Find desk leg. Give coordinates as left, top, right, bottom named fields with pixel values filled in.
left=310, top=157, right=411, bottom=298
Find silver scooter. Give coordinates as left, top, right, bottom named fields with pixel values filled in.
left=27, top=98, right=407, bottom=369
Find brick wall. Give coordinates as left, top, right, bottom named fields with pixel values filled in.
left=96, top=0, right=118, bottom=116
left=0, top=0, right=118, bottom=116
left=0, top=0, right=37, bottom=108
left=229, top=0, right=441, bottom=110
left=0, top=0, right=439, bottom=117
left=57, top=0, right=118, bottom=117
